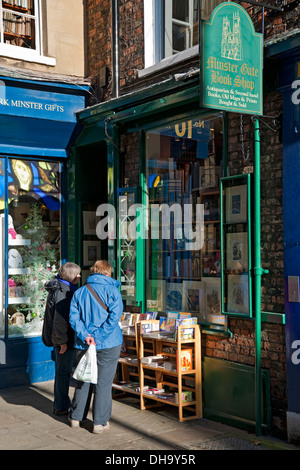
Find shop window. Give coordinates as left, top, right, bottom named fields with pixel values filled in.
left=1, top=158, right=61, bottom=338
left=145, top=115, right=226, bottom=328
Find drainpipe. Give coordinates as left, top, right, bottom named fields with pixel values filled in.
left=253, top=117, right=269, bottom=436
left=254, top=117, right=262, bottom=436
left=112, top=0, right=120, bottom=98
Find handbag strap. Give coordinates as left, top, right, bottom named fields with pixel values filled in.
left=86, top=284, right=108, bottom=312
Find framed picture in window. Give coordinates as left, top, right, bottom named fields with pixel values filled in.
left=225, top=184, right=247, bottom=224
left=146, top=279, right=166, bottom=311
left=83, top=211, right=98, bottom=235
left=83, top=240, right=101, bottom=266
left=227, top=274, right=249, bottom=315
left=204, top=278, right=221, bottom=316
left=182, top=280, right=205, bottom=313
left=166, top=282, right=184, bottom=312
left=226, top=232, right=248, bottom=271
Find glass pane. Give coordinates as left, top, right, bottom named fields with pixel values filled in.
left=2, top=0, right=35, bottom=15
left=0, top=158, right=4, bottom=337
left=173, top=0, right=189, bottom=22
left=119, top=190, right=137, bottom=306
left=222, top=176, right=251, bottom=317
left=146, top=116, right=226, bottom=328
left=2, top=1, right=35, bottom=49
left=7, top=159, right=61, bottom=337
left=173, top=23, right=189, bottom=52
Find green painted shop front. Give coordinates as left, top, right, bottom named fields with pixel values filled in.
left=68, top=73, right=271, bottom=432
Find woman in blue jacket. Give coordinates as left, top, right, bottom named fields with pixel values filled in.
left=68, top=260, right=123, bottom=434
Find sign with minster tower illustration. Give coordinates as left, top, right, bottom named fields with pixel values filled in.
left=201, top=2, right=263, bottom=115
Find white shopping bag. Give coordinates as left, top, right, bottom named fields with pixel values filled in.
left=73, top=344, right=98, bottom=384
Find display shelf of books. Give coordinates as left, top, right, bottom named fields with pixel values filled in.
left=139, top=320, right=202, bottom=422
left=113, top=314, right=158, bottom=397
left=114, top=313, right=202, bottom=422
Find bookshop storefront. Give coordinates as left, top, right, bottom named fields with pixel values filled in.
left=72, top=74, right=227, bottom=332
left=0, top=74, right=88, bottom=388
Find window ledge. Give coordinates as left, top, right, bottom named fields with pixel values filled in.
left=138, top=45, right=199, bottom=79
left=0, top=43, right=56, bottom=66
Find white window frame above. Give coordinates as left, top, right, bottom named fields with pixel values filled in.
left=0, top=0, right=55, bottom=66
left=164, top=0, right=194, bottom=57
left=143, top=0, right=197, bottom=72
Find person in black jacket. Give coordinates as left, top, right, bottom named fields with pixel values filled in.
left=42, top=262, right=81, bottom=416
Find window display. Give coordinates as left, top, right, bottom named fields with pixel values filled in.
left=3, top=158, right=62, bottom=337
left=145, top=115, right=226, bottom=327
left=220, top=174, right=252, bottom=317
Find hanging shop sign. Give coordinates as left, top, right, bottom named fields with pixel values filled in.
left=200, top=2, right=263, bottom=115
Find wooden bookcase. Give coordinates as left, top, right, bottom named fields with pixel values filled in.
left=113, top=320, right=202, bottom=422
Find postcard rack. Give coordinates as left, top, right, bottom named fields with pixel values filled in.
left=113, top=320, right=202, bottom=422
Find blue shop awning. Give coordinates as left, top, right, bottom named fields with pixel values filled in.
left=0, top=114, right=77, bottom=158
left=0, top=75, right=89, bottom=159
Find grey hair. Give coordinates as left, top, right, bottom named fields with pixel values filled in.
left=58, top=262, right=81, bottom=283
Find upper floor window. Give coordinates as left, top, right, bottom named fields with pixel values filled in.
left=0, top=0, right=55, bottom=65
left=144, top=0, right=223, bottom=68
left=1, top=1, right=39, bottom=49
left=165, top=0, right=199, bottom=57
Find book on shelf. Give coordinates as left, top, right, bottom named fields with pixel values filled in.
left=159, top=317, right=176, bottom=335
left=145, top=311, right=158, bottom=320
left=155, top=391, right=175, bottom=400
left=175, top=391, right=193, bottom=404
left=143, top=388, right=165, bottom=395
left=175, top=317, right=197, bottom=340
left=140, top=355, right=164, bottom=365
left=176, top=348, right=193, bottom=372
left=141, top=321, right=159, bottom=335
left=167, top=311, right=180, bottom=319
left=178, top=312, right=192, bottom=319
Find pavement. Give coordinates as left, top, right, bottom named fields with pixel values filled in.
left=0, top=379, right=299, bottom=457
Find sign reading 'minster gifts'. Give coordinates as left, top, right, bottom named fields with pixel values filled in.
left=201, top=2, right=263, bottom=115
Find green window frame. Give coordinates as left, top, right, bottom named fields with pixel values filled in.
left=220, top=173, right=252, bottom=318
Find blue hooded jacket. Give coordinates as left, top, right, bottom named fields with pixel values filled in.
left=69, top=273, right=123, bottom=350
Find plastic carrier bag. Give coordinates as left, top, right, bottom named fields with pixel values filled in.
left=73, top=344, right=98, bottom=384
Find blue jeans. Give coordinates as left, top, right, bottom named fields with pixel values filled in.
left=70, top=344, right=121, bottom=425
left=54, top=347, right=74, bottom=411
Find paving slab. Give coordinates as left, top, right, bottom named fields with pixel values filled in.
left=0, top=380, right=299, bottom=452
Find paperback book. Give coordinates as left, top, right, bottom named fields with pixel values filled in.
left=177, top=348, right=193, bottom=372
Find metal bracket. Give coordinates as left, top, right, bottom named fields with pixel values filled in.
left=253, top=267, right=269, bottom=276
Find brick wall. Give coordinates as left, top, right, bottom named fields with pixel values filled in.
left=225, top=86, right=286, bottom=437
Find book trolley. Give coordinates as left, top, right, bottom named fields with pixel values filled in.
left=113, top=319, right=202, bottom=422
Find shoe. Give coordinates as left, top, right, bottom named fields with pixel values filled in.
left=68, top=417, right=80, bottom=428
left=53, top=409, right=69, bottom=416
left=92, top=422, right=110, bottom=434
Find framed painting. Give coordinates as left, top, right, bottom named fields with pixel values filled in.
left=146, top=279, right=166, bottom=311
left=182, top=280, right=205, bottom=313
left=83, top=240, right=101, bottom=266
left=204, top=278, right=221, bottom=316
left=166, top=282, right=184, bottom=312
left=226, top=232, right=248, bottom=271
left=227, top=274, right=249, bottom=315
left=225, top=184, right=247, bottom=224
left=83, top=211, right=98, bottom=235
